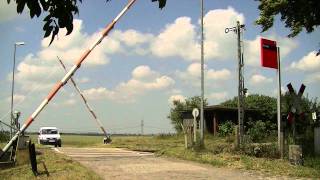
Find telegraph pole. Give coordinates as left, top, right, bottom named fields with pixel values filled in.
left=200, top=0, right=205, bottom=146
left=11, top=42, right=25, bottom=139
left=225, top=21, right=246, bottom=145
left=237, top=21, right=245, bottom=145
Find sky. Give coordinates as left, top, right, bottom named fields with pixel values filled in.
left=0, top=0, right=319, bottom=134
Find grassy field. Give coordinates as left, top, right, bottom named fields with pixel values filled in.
left=1, top=134, right=320, bottom=179
left=0, top=146, right=102, bottom=180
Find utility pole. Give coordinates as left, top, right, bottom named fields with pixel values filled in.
left=225, top=21, right=246, bottom=145
left=237, top=21, right=245, bottom=145
left=11, top=42, right=25, bottom=139
left=199, top=0, right=205, bottom=146
left=277, top=47, right=284, bottom=158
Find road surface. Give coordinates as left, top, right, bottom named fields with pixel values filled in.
left=55, top=147, right=292, bottom=180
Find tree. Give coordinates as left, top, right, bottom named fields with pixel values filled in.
left=6, top=0, right=166, bottom=45
left=255, top=0, right=320, bottom=55
left=168, top=96, right=207, bottom=133
left=220, top=94, right=277, bottom=123
left=220, top=93, right=319, bottom=132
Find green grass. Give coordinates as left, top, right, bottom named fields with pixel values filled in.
left=0, top=146, right=102, bottom=180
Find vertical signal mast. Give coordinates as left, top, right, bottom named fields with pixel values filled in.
left=225, top=21, right=246, bottom=145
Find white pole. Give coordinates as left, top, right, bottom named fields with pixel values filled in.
left=277, top=47, right=283, bottom=158
left=193, top=116, right=197, bottom=143
left=200, top=0, right=204, bottom=146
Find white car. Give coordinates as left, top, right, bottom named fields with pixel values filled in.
left=38, top=127, right=62, bottom=147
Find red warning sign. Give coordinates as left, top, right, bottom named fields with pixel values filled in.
left=260, top=38, right=278, bottom=69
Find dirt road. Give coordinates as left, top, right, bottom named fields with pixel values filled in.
left=55, top=147, right=289, bottom=180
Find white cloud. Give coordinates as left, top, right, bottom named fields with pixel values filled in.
left=0, top=1, right=17, bottom=23
left=13, top=54, right=61, bottom=91
left=176, top=63, right=232, bottom=87
left=305, top=72, right=320, bottom=84
left=272, top=86, right=287, bottom=96
left=289, top=51, right=320, bottom=71
left=113, top=29, right=154, bottom=47
left=151, top=17, right=199, bottom=61
left=76, top=77, right=90, bottom=84
left=40, top=19, right=119, bottom=66
left=208, top=92, right=228, bottom=101
left=148, top=8, right=297, bottom=65
left=150, top=7, right=245, bottom=61
left=83, top=87, right=115, bottom=101
left=131, top=65, right=158, bottom=80
left=12, top=19, right=125, bottom=92
left=168, top=95, right=186, bottom=105
left=6, top=94, right=26, bottom=104
left=207, top=69, right=232, bottom=80
left=249, top=74, right=273, bottom=85
left=83, top=66, right=175, bottom=103
left=202, top=7, right=244, bottom=60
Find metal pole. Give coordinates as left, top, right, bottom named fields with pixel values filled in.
left=236, top=21, right=244, bottom=145
left=1, top=0, right=137, bottom=156
left=57, top=57, right=109, bottom=138
left=193, top=115, right=197, bottom=143
left=200, top=0, right=205, bottom=146
left=10, top=44, right=17, bottom=140
left=277, top=47, right=284, bottom=158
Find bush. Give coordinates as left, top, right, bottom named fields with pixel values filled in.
left=240, top=142, right=279, bottom=158
left=247, top=120, right=267, bottom=142
left=0, top=131, right=9, bottom=142
left=218, top=121, right=234, bottom=137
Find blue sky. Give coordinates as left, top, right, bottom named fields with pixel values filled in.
left=0, top=0, right=319, bottom=134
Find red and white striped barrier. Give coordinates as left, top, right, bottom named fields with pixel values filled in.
left=1, top=0, right=136, bottom=156
left=57, top=56, right=109, bottom=140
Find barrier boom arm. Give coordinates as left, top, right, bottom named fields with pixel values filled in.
left=1, top=0, right=137, bottom=156
left=57, top=56, right=109, bottom=138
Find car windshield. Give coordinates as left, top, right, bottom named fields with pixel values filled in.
left=41, top=129, right=58, bottom=134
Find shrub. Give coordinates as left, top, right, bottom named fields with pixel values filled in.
left=247, top=120, right=267, bottom=142
left=218, top=121, right=234, bottom=137
left=0, top=131, right=9, bottom=142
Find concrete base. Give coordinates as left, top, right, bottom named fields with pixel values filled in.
left=18, top=135, right=30, bottom=150
left=289, top=145, right=303, bottom=165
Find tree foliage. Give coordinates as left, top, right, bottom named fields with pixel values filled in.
left=256, top=0, right=320, bottom=37
left=220, top=93, right=319, bottom=129
left=168, top=96, right=207, bottom=133
left=220, top=94, right=277, bottom=122
left=221, top=93, right=319, bottom=143
left=7, top=0, right=166, bottom=45
left=255, top=0, right=320, bottom=54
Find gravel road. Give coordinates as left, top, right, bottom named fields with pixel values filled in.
left=55, top=147, right=293, bottom=180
